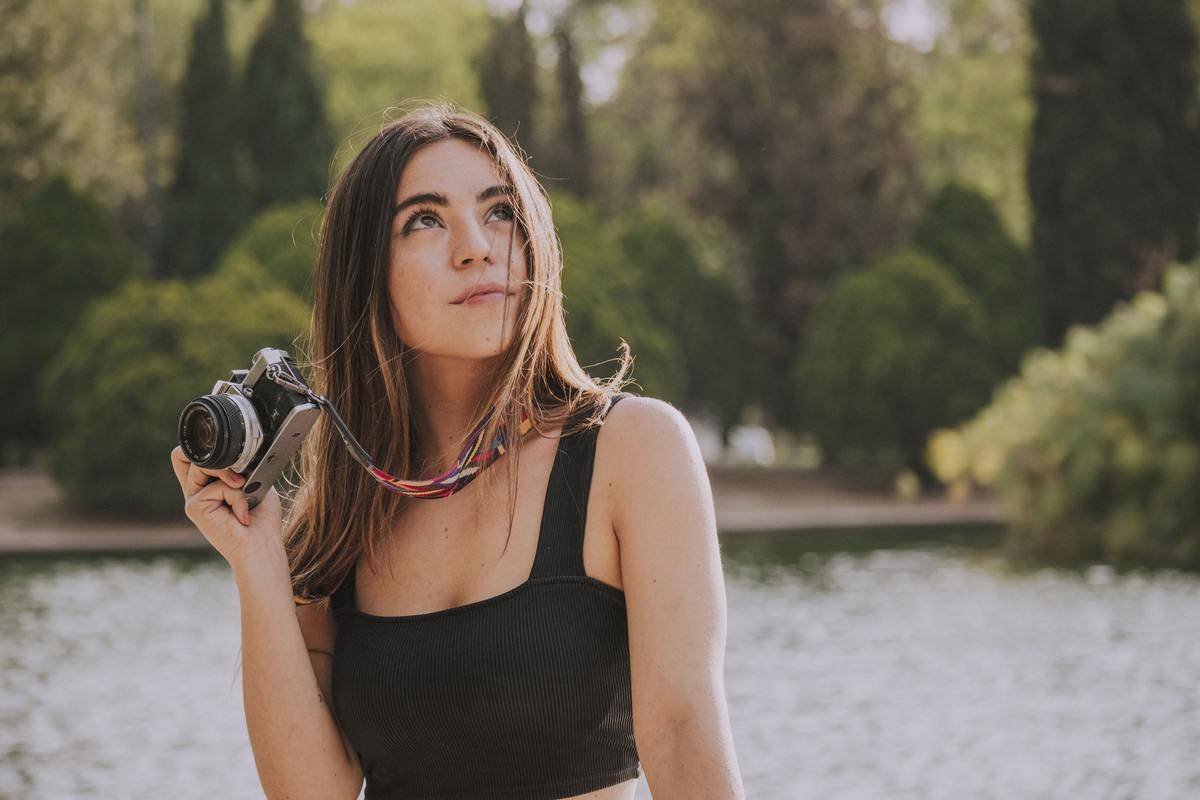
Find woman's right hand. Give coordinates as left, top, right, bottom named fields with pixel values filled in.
left=170, top=446, right=284, bottom=569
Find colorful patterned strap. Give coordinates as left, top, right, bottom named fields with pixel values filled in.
left=290, top=403, right=531, bottom=607
left=265, top=362, right=533, bottom=500
left=368, top=405, right=534, bottom=499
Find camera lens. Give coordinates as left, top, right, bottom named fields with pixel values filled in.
left=179, top=394, right=257, bottom=469
left=191, top=411, right=217, bottom=453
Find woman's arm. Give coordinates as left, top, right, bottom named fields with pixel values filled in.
left=235, top=541, right=364, bottom=800
left=601, top=397, right=745, bottom=800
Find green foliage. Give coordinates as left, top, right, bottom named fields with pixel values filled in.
left=538, top=21, right=591, bottom=199
left=308, top=0, right=486, bottom=164
left=793, top=249, right=996, bottom=480
left=604, top=0, right=924, bottom=426
left=0, top=176, right=144, bottom=463
left=0, top=0, right=59, bottom=208
left=1028, top=0, right=1200, bottom=345
left=214, top=199, right=322, bottom=303
left=914, top=182, right=1044, bottom=375
left=553, top=192, right=685, bottom=400
left=4, top=0, right=489, bottom=222
left=241, top=0, right=334, bottom=211
left=612, top=195, right=752, bottom=428
left=929, top=264, right=1200, bottom=569
left=38, top=268, right=310, bottom=517
left=474, top=1, right=538, bottom=155
left=905, top=0, right=1033, bottom=243
left=0, top=0, right=163, bottom=220
left=159, top=0, right=248, bottom=279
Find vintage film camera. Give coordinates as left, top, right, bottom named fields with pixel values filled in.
left=177, top=348, right=320, bottom=510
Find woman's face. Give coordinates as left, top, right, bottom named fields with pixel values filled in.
left=387, top=137, right=529, bottom=361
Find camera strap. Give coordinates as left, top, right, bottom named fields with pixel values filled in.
left=265, top=363, right=533, bottom=499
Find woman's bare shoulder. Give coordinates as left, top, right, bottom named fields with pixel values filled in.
left=601, top=394, right=692, bottom=442
left=596, top=395, right=708, bottom=525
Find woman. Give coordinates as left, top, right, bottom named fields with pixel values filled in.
left=170, top=102, right=743, bottom=799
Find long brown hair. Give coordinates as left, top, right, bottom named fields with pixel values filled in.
left=283, top=100, right=633, bottom=606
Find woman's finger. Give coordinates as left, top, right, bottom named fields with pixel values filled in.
left=170, top=446, right=193, bottom=490
left=183, top=461, right=246, bottom=498
left=185, top=461, right=217, bottom=497
left=185, top=476, right=251, bottom=527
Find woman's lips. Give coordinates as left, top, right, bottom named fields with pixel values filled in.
left=458, top=290, right=509, bottom=305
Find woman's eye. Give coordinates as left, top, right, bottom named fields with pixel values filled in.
left=403, top=204, right=513, bottom=235
left=408, top=212, right=440, bottom=231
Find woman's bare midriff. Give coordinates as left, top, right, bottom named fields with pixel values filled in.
left=563, top=777, right=638, bottom=799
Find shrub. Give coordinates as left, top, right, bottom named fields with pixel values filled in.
left=0, top=176, right=143, bottom=464
left=214, top=199, right=322, bottom=303
left=38, top=267, right=310, bottom=518
left=928, top=263, right=1200, bottom=569
left=613, top=195, right=752, bottom=429
left=793, top=248, right=996, bottom=481
left=552, top=192, right=685, bottom=399
left=914, top=182, right=1044, bottom=375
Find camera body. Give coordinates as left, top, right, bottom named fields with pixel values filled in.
left=178, top=347, right=320, bottom=510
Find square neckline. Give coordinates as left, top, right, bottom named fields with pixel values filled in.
left=339, top=413, right=577, bottom=623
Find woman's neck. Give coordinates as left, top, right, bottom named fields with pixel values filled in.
left=405, top=352, right=500, bottom=474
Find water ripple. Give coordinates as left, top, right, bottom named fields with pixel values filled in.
left=2, top=542, right=1199, bottom=799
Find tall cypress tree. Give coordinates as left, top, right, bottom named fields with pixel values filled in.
left=547, top=20, right=591, bottom=198
left=241, top=0, right=333, bottom=212
left=475, top=0, right=538, bottom=154
left=158, top=0, right=243, bottom=278
left=628, top=0, right=923, bottom=426
left=1027, top=0, right=1200, bottom=345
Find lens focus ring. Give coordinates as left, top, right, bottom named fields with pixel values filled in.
left=178, top=394, right=248, bottom=468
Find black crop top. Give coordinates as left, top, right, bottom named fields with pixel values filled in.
left=329, top=393, right=641, bottom=799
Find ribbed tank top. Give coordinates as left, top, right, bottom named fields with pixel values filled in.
left=329, top=393, right=641, bottom=799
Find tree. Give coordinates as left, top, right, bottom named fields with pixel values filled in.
left=539, top=18, right=592, bottom=198
left=929, top=263, right=1200, bottom=569
left=1027, top=0, right=1200, bottom=346
left=213, top=198, right=323, bottom=304
left=0, top=0, right=150, bottom=228
left=307, top=0, right=488, bottom=170
left=475, top=0, right=539, bottom=154
left=38, top=268, right=310, bottom=517
left=241, top=0, right=334, bottom=211
left=914, top=182, right=1044, bottom=376
left=158, top=0, right=246, bottom=279
left=608, top=0, right=924, bottom=426
left=613, top=196, right=751, bottom=431
left=903, top=0, right=1034, bottom=243
left=0, top=0, right=59, bottom=213
left=553, top=192, right=686, bottom=400
left=793, top=249, right=995, bottom=484
left=0, top=177, right=143, bottom=464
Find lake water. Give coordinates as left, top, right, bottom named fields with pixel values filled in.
left=2, top=526, right=1199, bottom=799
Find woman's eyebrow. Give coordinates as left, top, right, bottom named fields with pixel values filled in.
left=392, top=184, right=513, bottom=218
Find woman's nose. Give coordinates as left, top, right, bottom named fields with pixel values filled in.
left=453, top=218, right=495, bottom=268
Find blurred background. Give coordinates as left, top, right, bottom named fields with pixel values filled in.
left=3, top=0, right=1200, bottom=797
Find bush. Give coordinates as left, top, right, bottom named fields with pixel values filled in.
left=0, top=176, right=144, bottom=464
left=793, top=248, right=997, bottom=480
left=928, top=263, right=1200, bottom=569
left=613, top=195, right=753, bottom=429
left=553, top=192, right=685, bottom=399
left=38, top=266, right=310, bottom=518
left=914, top=182, right=1044, bottom=374
left=214, top=199, right=322, bottom=303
